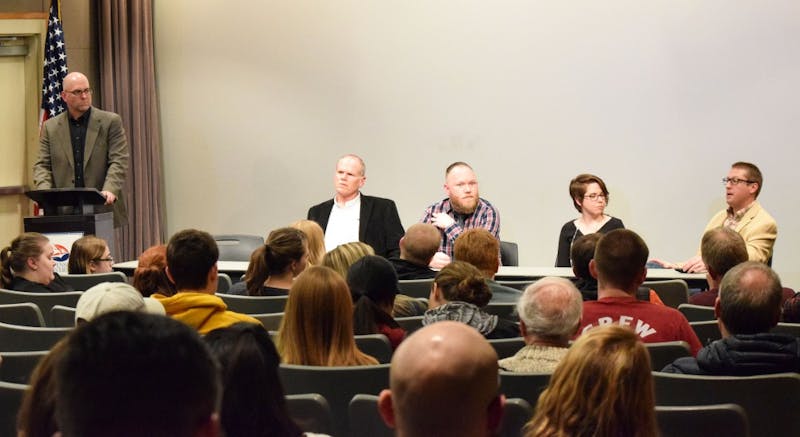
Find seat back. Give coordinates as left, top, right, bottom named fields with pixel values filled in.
left=484, top=302, right=517, bottom=319
left=0, top=303, right=45, bottom=327
left=496, top=280, right=533, bottom=291
left=50, top=305, right=77, bottom=327
left=498, top=398, right=534, bottom=437
left=0, top=381, right=27, bottom=437
left=394, top=316, right=424, bottom=334
left=214, top=234, right=264, bottom=261
left=279, top=363, right=390, bottom=437
left=250, top=312, right=284, bottom=331
left=397, top=279, right=434, bottom=299
left=216, top=273, right=233, bottom=294
left=771, top=322, right=800, bottom=337
left=690, top=320, right=722, bottom=346
left=216, top=293, right=288, bottom=314
left=354, top=334, right=393, bottom=364
left=678, top=303, right=716, bottom=322
left=60, top=271, right=127, bottom=291
left=652, top=371, right=800, bottom=437
left=489, top=337, right=525, bottom=360
left=643, top=280, right=689, bottom=308
left=0, top=322, right=72, bottom=352
left=655, top=404, right=749, bottom=437
left=286, top=393, right=333, bottom=435
left=0, top=350, right=48, bottom=384
left=646, top=341, right=691, bottom=370
left=498, top=371, right=551, bottom=408
left=500, top=241, right=519, bottom=266
left=0, top=289, right=82, bottom=326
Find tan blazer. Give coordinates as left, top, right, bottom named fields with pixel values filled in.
left=701, top=201, right=777, bottom=263
left=34, top=107, right=129, bottom=226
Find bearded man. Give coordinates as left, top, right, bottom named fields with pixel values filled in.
left=420, top=162, right=500, bottom=267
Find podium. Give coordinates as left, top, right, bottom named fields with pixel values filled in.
left=23, top=189, right=115, bottom=258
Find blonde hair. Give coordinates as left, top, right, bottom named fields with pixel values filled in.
left=277, top=266, right=378, bottom=366
left=290, top=220, right=325, bottom=266
left=321, top=242, right=374, bottom=279
left=68, top=236, right=108, bottom=274
left=525, top=325, right=657, bottom=437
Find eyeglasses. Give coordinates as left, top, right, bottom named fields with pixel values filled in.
left=92, top=257, right=114, bottom=263
left=583, top=193, right=607, bottom=201
left=722, top=177, right=755, bottom=186
left=65, top=88, right=92, bottom=97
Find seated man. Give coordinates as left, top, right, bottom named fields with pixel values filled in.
left=454, top=228, right=521, bottom=303
left=54, top=311, right=221, bottom=437
left=378, top=321, right=504, bottom=437
left=499, top=277, right=582, bottom=373
left=308, top=154, right=405, bottom=258
left=689, top=227, right=749, bottom=306
left=664, top=262, right=800, bottom=375
left=388, top=223, right=440, bottom=280
left=578, top=229, right=702, bottom=356
left=421, top=162, right=500, bottom=267
left=155, top=228, right=261, bottom=334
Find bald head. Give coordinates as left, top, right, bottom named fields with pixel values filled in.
left=718, top=261, right=783, bottom=335
left=61, top=72, right=92, bottom=118
left=400, top=223, right=441, bottom=265
left=518, top=277, right=583, bottom=345
left=379, top=321, right=502, bottom=437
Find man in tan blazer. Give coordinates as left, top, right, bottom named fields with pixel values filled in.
left=34, top=72, right=129, bottom=227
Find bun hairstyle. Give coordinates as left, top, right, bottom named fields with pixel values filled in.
left=133, top=244, right=176, bottom=297
left=1, top=232, right=49, bottom=288
left=245, top=228, right=307, bottom=296
left=434, top=261, right=492, bottom=307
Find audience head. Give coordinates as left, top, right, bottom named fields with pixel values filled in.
left=517, top=277, right=583, bottom=346
left=717, top=261, right=783, bottom=336
left=453, top=228, right=500, bottom=277
left=1, top=232, right=54, bottom=288
left=432, top=261, right=492, bottom=308
left=16, top=339, right=67, bottom=437
left=569, top=173, right=610, bottom=213
left=67, top=235, right=113, bottom=274
left=75, top=282, right=165, bottom=324
left=321, top=241, right=374, bottom=278
left=399, top=223, right=441, bottom=266
left=166, top=229, right=219, bottom=292
left=205, top=323, right=302, bottom=437
left=334, top=154, right=366, bottom=202
left=570, top=233, right=602, bottom=279
left=444, top=161, right=480, bottom=215
left=290, top=219, right=325, bottom=265
left=701, top=227, right=748, bottom=283
left=133, top=244, right=175, bottom=297
left=348, top=255, right=400, bottom=335
left=591, top=229, right=649, bottom=292
left=244, top=227, right=308, bottom=295
left=278, top=266, right=378, bottom=366
left=54, top=312, right=221, bottom=437
left=526, top=325, right=656, bottom=437
left=378, top=321, right=503, bottom=437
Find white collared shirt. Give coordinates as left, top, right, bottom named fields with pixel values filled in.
left=324, top=193, right=361, bottom=251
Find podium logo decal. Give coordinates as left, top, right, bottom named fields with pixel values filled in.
left=53, top=244, right=70, bottom=263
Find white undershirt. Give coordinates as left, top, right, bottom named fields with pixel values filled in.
left=324, top=194, right=361, bottom=251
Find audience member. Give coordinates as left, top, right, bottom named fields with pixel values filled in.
left=154, top=229, right=260, bottom=334
left=421, top=161, right=500, bottom=267
left=423, top=261, right=518, bottom=339
left=555, top=174, right=625, bottom=267
left=1, top=232, right=72, bottom=293
left=54, top=312, right=221, bottom=437
left=307, top=154, right=404, bottom=257
left=228, top=227, right=309, bottom=296
left=74, top=282, right=165, bottom=324
left=277, top=265, right=378, bottom=366
left=290, top=219, right=326, bottom=265
left=378, top=321, right=504, bottom=437
left=525, top=325, right=657, bottom=437
left=388, top=223, right=440, bottom=280
left=132, top=244, right=175, bottom=297
left=454, top=228, right=521, bottom=302
left=663, top=262, right=800, bottom=374
left=67, top=235, right=113, bottom=274
left=689, top=227, right=749, bottom=306
left=499, top=277, right=582, bottom=373
left=577, top=229, right=702, bottom=355
left=653, top=161, right=777, bottom=272
left=16, top=339, right=67, bottom=437
left=348, top=255, right=406, bottom=349
left=321, top=241, right=375, bottom=278
left=205, top=323, right=303, bottom=437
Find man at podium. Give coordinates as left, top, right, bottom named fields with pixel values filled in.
left=33, top=72, right=129, bottom=227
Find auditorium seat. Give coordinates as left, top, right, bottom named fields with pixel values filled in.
left=0, top=290, right=82, bottom=326
left=60, top=271, right=127, bottom=291
left=216, top=293, right=288, bottom=314
left=0, top=381, right=27, bottom=437
left=678, top=303, right=715, bottom=322
left=655, top=404, right=748, bottom=437
left=0, top=322, right=71, bottom=352
left=646, top=341, right=691, bottom=370
left=498, top=370, right=551, bottom=408
left=0, top=350, right=48, bottom=384
left=0, top=303, right=45, bottom=327
left=286, top=393, right=333, bottom=435
left=643, top=280, right=689, bottom=309
left=49, top=305, right=77, bottom=327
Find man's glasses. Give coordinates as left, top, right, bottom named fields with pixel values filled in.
left=65, top=88, right=92, bottom=97
left=722, top=177, right=755, bottom=186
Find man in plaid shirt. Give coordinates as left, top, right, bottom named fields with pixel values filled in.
left=421, top=162, right=500, bottom=267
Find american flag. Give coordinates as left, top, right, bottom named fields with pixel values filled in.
left=40, top=0, right=68, bottom=127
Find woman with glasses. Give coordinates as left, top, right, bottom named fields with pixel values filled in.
left=68, top=235, right=114, bottom=274
left=555, top=174, right=624, bottom=267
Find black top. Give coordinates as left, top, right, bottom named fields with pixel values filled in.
left=388, top=258, right=436, bottom=280
left=68, top=107, right=91, bottom=187
left=7, top=273, right=74, bottom=293
left=662, top=333, right=800, bottom=375
left=227, top=281, right=288, bottom=297
left=555, top=217, right=625, bottom=267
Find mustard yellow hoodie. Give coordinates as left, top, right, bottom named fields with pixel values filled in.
left=153, top=292, right=261, bottom=335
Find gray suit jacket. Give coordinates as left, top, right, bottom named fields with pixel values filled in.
left=34, top=107, right=129, bottom=226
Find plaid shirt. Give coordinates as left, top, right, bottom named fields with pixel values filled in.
left=420, top=197, right=500, bottom=258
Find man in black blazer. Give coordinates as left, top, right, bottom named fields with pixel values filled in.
left=307, top=155, right=404, bottom=258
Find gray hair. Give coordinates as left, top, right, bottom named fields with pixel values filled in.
left=517, top=277, right=583, bottom=341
